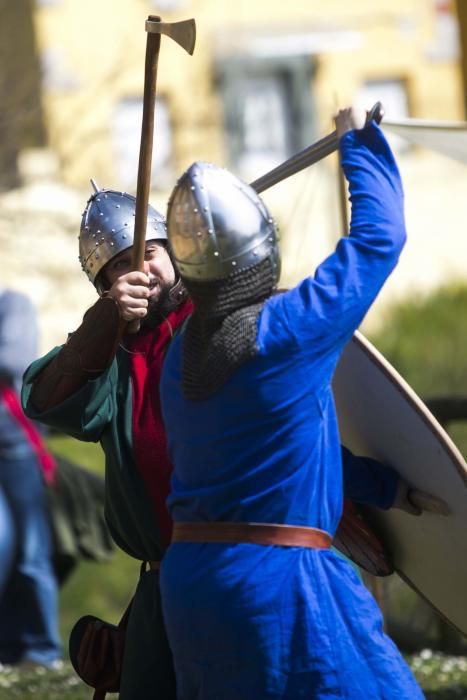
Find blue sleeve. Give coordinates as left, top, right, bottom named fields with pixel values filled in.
left=263, top=123, right=406, bottom=360
left=341, top=445, right=399, bottom=510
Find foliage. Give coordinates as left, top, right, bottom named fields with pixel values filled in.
left=1, top=654, right=467, bottom=699
left=370, top=285, right=467, bottom=396
left=369, top=284, right=467, bottom=456
left=410, top=650, right=467, bottom=699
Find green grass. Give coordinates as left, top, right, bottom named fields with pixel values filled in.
left=0, top=653, right=466, bottom=699
left=0, top=662, right=99, bottom=699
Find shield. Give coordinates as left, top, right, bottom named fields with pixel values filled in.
left=333, top=331, right=467, bottom=637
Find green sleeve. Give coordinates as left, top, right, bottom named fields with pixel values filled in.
left=22, top=346, right=118, bottom=442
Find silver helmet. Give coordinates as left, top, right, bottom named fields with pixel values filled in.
left=79, top=180, right=167, bottom=288
left=167, top=161, right=280, bottom=282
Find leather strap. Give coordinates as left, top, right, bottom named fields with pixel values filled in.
left=172, top=522, right=332, bottom=549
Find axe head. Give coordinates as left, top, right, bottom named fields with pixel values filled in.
left=146, top=18, right=196, bottom=55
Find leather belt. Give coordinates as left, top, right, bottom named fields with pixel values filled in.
left=172, top=522, right=332, bottom=549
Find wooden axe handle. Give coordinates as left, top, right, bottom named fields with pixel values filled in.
left=133, top=14, right=161, bottom=272
left=128, top=15, right=161, bottom=333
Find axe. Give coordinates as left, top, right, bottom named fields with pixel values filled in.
left=250, top=102, right=384, bottom=194
left=129, top=15, right=196, bottom=331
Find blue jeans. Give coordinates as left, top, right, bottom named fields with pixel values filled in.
left=0, top=454, right=61, bottom=665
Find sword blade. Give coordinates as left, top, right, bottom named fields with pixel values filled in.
left=250, top=131, right=338, bottom=194
left=250, top=101, right=384, bottom=194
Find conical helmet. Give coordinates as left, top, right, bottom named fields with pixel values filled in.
left=79, top=180, right=167, bottom=287
left=167, top=162, right=280, bottom=282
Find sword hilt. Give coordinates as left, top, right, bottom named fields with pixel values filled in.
left=365, top=101, right=384, bottom=127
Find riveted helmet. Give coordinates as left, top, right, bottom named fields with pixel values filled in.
left=79, top=180, right=167, bottom=288
left=166, top=162, right=280, bottom=283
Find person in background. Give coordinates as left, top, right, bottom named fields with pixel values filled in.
left=0, top=288, right=61, bottom=669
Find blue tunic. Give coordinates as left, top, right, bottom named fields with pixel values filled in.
left=160, top=125, right=424, bottom=699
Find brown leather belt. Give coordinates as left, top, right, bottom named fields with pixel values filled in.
left=172, top=522, right=332, bottom=549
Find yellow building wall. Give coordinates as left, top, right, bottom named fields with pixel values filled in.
left=33, top=0, right=464, bottom=189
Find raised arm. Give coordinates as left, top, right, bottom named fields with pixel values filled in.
left=267, top=111, right=406, bottom=359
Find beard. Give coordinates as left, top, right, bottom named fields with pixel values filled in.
left=140, top=280, right=180, bottom=330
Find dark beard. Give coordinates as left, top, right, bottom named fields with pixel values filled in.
left=140, top=282, right=180, bottom=330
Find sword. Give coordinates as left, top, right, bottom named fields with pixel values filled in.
left=250, top=102, right=384, bottom=194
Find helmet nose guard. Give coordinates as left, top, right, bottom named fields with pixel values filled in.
left=167, top=161, right=280, bottom=283
left=78, top=181, right=167, bottom=287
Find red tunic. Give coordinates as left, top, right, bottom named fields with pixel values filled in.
left=127, top=300, right=192, bottom=547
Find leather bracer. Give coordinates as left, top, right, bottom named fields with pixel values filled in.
left=30, top=295, right=122, bottom=412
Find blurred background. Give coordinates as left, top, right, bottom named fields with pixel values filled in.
left=2, top=0, right=467, bottom=696
left=1, top=0, right=467, bottom=348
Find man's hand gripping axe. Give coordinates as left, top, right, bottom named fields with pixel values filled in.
left=129, top=15, right=196, bottom=332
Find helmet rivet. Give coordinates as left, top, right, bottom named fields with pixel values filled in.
left=193, top=208, right=198, bottom=213
left=196, top=231, right=202, bottom=237
left=190, top=186, right=195, bottom=191
left=100, top=212, right=104, bottom=216
left=123, top=234, right=127, bottom=239
left=116, top=204, right=120, bottom=208
left=124, top=222, right=128, bottom=226
left=268, top=237, right=273, bottom=242
left=97, top=230, right=101, bottom=234
left=111, top=229, right=116, bottom=233
left=203, top=207, right=208, bottom=212
left=110, top=242, right=114, bottom=246
left=85, top=226, right=89, bottom=231
left=208, top=228, right=213, bottom=234
left=232, top=261, right=237, bottom=266
left=214, top=251, right=219, bottom=257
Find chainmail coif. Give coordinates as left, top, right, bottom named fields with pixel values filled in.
left=182, top=257, right=276, bottom=401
